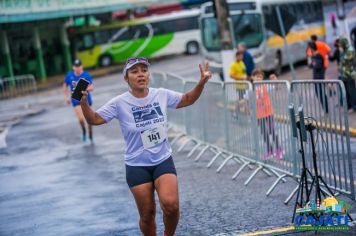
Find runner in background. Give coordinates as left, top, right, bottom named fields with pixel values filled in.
left=63, top=59, right=94, bottom=143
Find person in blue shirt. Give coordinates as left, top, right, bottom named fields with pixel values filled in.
left=237, top=42, right=255, bottom=78
left=63, top=59, right=95, bottom=142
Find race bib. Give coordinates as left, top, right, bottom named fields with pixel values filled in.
left=140, top=124, right=167, bottom=149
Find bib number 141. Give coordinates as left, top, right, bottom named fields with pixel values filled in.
left=148, top=132, right=160, bottom=142
left=141, top=124, right=167, bottom=149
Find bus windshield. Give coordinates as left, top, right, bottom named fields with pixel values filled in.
left=202, top=13, right=263, bottom=51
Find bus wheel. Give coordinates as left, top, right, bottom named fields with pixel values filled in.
left=99, top=55, right=112, bottom=67
left=274, top=52, right=282, bottom=75
left=186, top=41, right=199, bottom=55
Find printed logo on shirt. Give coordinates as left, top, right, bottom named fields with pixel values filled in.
left=132, top=102, right=164, bottom=128
left=71, top=80, right=77, bottom=90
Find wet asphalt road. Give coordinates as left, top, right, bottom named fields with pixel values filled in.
left=0, top=55, right=355, bottom=236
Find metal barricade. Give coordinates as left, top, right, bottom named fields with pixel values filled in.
left=150, top=71, right=166, bottom=88
left=174, top=80, right=209, bottom=160
left=201, top=81, right=226, bottom=149
left=164, top=73, right=186, bottom=133
left=291, top=80, right=354, bottom=199
left=249, top=81, right=298, bottom=195
left=252, top=81, right=298, bottom=175
left=151, top=71, right=355, bottom=200
left=184, top=81, right=205, bottom=141
left=224, top=81, right=256, bottom=159
left=0, top=75, right=37, bottom=100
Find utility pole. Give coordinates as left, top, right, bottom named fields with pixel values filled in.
left=214, top=0, right=233, bottom=50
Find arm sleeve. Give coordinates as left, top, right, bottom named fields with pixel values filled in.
left=96, top=98, right=118, bottom=123
left=161, top=88, right=183, bottom=109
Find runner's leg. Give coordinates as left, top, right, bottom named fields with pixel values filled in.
left=130, top=183, right=156, bottom=236
left=74, top=106, right=86, bottom=140
left=155, top=174, right=179, bottom=236
left=88, top=124, right=93, bottom=141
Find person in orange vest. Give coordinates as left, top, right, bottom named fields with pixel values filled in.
left=251, top=69, right=282, bottom=160
left=306, top=35, right=332, bottom=69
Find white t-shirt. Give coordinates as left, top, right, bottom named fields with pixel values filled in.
left=96, top=88, right=183, bottom=166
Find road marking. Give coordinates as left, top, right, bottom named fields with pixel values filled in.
left=0, top=126, right=10, bottom=149
left=238, top=226, right=295, bottom=236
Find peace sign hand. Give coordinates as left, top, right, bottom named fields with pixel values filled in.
left=199, top=62, right=212, bottom=84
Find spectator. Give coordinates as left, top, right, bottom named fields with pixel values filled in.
left=330, top=12, right=337, bottom=36
left=351, top=27, right=356, bottom=52
left=237, top=42, right=255, bottom=78
left=308, top=42, right=329, bottom=114
left=338, top=36, right=356, bottom=112
left=230, top=50, right=247, bottom=118
left=230, top=51, right=247, bottom=81
left=329, top=38, right=341, bottom=67
left=251, top=69, right=282, bottom=160
left=306, top=35, right=332, bottom=69
left=269, top=73, right=278, bottom=81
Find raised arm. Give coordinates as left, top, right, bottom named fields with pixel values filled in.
left=176, top=62, right=212, bottom=108
left=80, top=91, right=106, bottom=126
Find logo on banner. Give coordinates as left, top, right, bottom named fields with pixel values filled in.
left=294, top=197, right=351, bottom=231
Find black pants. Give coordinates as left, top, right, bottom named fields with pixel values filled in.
left=341, top=79, right=356, bottom=110
left=258, top=116, right=279, bottom=153
left=314, top=83, right=329, bottom=114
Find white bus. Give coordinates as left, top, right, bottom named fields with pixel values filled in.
left=199, top=0, right=325, bottom=75
left=70, top=9, right=201, bottom=68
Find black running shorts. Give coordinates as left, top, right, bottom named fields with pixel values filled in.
left=125, top=156, right=177, bottom=188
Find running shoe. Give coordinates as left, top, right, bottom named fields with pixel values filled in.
left=81, top=135, right=87, bottom=142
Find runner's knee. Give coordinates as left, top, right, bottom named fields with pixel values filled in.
left=161, top=198, right=179, bottom=216
left=140, top=207, right=156, bottom=223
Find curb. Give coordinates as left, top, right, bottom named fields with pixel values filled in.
left=0, top=126, right=10, bottom=149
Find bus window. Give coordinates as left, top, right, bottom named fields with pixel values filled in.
left=202, top=14, right=263, bottom=50
left=175, top=17, right=199, bottom=31
left=132, top=24, right=150, bottom=39
left=82, top=33, right=94, bottom=49
left=201, top=17, right=220, bottom=50
left=313, top=2, right=323, bottom=22
left=152, top=21, right=170, bottom=35
left=110, top=27, right=133, bottom=42
left=74, top=33, right=94, bottom=51
left=232, top=14, right=263, bottom=48
left=94, top=30, right=111, bottom=44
